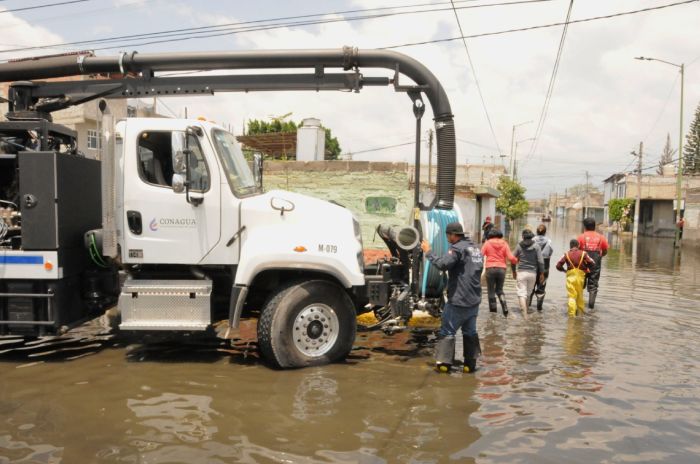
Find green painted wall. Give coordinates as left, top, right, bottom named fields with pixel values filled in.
left=263, top=161, right=413, bottom=248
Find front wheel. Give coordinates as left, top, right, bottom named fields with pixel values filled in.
left=257, top=280, right=357, bottom=368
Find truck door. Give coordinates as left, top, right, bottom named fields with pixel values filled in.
left=122, top=125, right=221, bottom=264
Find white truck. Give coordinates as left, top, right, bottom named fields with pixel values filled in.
left=0, top=48, right=460, bottom=368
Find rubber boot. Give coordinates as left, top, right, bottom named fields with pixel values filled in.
left=588, top=291, right=597, bottom=309
left=498, top=294, right=509, bottom=317
left=488, top=297, right=498, bottom=313
left=536, top=294, right=544, bottom=312
left=527, top=292, right=534, bottom=308
left=434, top=336, right=455, bottom=372
left=518, top=297, right=529, bottom=320
left=462, top=334, right=481, bottom=373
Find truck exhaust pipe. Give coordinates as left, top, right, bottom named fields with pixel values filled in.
left=0, top=47, right=456, bottom=209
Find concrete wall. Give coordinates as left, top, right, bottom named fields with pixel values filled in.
left=684, top=188, right=700, bottom=245
left=414, top=164, right=506, bottom=189
left=263, top=161, right=414, bottom=249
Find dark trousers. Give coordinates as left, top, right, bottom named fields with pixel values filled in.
left=533, top=258, right=550, bottom=297
left=439, top=303, right=479, bottom=338
left=586, top=252, right=602, bottom=293
left=485, top=267, right=506, bottom=310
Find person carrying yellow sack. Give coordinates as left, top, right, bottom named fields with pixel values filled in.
left=555, top=239, right=596, bottom=317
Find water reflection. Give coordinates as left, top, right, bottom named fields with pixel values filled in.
left=127, top=392, right=219, bottom=444
left=2, top=224, right=700, bottom=463
left=292, top=370, right=340, bottom=421
left=558, top=317, right=602, bottom=394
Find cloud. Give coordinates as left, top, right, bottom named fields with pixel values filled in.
left=2, top=0, right=700, bottom=197
left=0, top=10, right=67, bottom=59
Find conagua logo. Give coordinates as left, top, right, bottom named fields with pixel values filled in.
left=149, top=217, right=197, bottom=231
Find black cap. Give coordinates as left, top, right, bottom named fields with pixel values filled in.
left=446, top=222, right=467, bottom=235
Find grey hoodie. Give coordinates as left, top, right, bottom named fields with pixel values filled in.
left=514, top=238, right=544, bottom=273
left=533, top=235, right=554, bottom=259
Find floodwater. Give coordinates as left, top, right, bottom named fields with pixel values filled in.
left=2, top=220, right=700, bottom=463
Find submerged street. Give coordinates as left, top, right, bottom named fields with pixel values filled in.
left=1, top=220, right=699, bottom=464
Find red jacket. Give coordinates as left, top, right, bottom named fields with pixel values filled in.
left=577, top=231, right=609, bottom=255
left=481, top=238, right=517, bottom=269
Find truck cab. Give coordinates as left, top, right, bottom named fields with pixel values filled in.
left=113, top=118, right=365, bottom=367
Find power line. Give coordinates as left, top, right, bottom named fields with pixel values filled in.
left=342, top=140, right=415, bottom=156
left=456, top=137, right=499, bottom=150
left=383, top=0, right=699, bottom=49
left=642, top=73, right=680, bottom=144
left=0, top=0, right=90, bottom=14
left=450, top=0, right=503, bottom=157
left=0, top=0, right=551, bottom=55
left=526, top=0, right=574, bottom=162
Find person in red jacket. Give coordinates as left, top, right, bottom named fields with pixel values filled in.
left=481, top=228, right=517, bottom=316
left=577, top=217, right=609, bottom=309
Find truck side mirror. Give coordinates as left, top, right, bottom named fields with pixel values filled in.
left=172, top=173, right=186, bottom=193
left=253, top=152, right=263, bottom=191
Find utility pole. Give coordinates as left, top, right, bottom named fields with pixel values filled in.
left=634, top=56, right=684, bottom=247
left=585, top=170, right=590, bottom=217
left=631, top=142, right=643, bottom=238
left=677, top=63, right=685, bottom=247
left=509, top=121, right=532, bottom=177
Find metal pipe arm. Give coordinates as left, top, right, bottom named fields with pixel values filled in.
left=0, top=47, right=456, bottom=209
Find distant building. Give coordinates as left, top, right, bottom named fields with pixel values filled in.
left=548, top=190, right=604, bottom=228
left=603, top=171, right=700, bottom=237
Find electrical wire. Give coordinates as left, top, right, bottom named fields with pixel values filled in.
left=340, top=141, right=415, bottom=157
left=0, top=0, right=91, bottom=14
left=642, top=73, right=680, bottom=144
left=456, top=138, right=499, bottom=151
left=0, top=0, right=552, bottom=55
left=450, top=0, right=503, bottom=157
left=526, top=0, right=574, bottom=163
left=382, top=0, right=699, bottom=49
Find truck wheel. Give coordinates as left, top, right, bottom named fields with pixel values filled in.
left=257, top=280, right=357, bottom=368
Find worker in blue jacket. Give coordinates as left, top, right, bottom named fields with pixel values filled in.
left=421, top=222, right=484, bottom=373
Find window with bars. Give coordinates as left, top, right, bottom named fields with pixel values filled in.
left=87, top=130, right=100, bottom=149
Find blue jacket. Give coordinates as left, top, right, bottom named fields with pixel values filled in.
left=426, top=237, right=483, bottom=307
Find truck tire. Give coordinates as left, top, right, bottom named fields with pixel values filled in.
left=257, top=280, right=357, bottom=368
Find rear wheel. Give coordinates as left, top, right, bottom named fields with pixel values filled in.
left=257, top=280, right=357, bottom=368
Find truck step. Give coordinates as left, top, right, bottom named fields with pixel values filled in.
left=118, top=279, right=212, bottom=331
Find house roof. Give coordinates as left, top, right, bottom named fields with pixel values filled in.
left=603, top=173, right=625, bottom=183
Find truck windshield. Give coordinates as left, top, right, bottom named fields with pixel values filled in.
left=211, top=129, right=257, bottom=196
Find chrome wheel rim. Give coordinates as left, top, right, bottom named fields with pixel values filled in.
left=293, top=304, right=340, bottom=357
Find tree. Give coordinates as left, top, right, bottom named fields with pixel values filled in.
left=657, top=133, right=676, bottom=175
left=323, top=126, right=341, bottom=160
left=608, top=198, right=634, bottom=230
left=496, top=176, right=529, bottom=221
left=683, top=101, right=700, bottom=175
left=566, top=183, right=601, bottom=197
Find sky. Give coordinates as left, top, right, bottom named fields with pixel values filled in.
left=1, top=0, right=699, bottom=198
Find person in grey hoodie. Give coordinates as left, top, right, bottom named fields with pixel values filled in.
left=530, top=224, right=554, bottom=311
left=512, top=228, right=544, bottom=320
